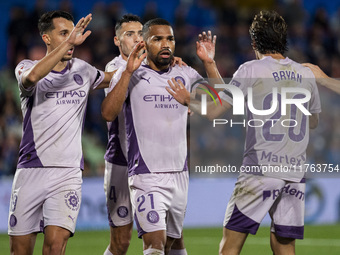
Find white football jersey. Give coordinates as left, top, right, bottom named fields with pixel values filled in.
left=15, top=58, right=104, bottom=169
left=219, top=56, right=321, bottom=182
left=109, top=63, right=203, bottom=175
left=104, top=55, right=128, bottom=165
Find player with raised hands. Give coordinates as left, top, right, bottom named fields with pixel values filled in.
left=9, top=10, right=114, bottom=255
left=167, top=10, right=321, bottom=255
left=102, top=18, right=221, bottom=255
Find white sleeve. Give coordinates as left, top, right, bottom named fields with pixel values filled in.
left=84, top=62, right=105, bottom=90
left=15, top=60, right=36, bottom=97
left=309, top=80, right=322, bottom=114
left=106, top=60, right=119, bottom=72
left=107, top=66, right=126, bottom=96
left=304, top=67, right=321, bottom=114
left=219, top=64, right=251, bottom=105
left=185, top=66, right=204, bottom=92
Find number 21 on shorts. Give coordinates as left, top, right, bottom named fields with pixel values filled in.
left=137, top=194, right=155, bottom=212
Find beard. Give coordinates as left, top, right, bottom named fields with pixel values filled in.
left=153, top=51, right=173, bottom=68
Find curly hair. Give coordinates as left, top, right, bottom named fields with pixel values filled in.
left=249, top=10, right=288, bottom=55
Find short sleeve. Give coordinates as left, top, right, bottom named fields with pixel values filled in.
left=309, top=80, right=322, bottom=114
left=187, top=66, right=204, bottom=92
left=105, top=58, right=126, bottom=72
left=303, top=67, right=321, bottom=114
left=15, top=60, right=36, bottom=97
left=90, top=69, right=105, bottom=90
left=106, top=66, right=127, bottom=97
left=219, top=64, right=251, bottom=105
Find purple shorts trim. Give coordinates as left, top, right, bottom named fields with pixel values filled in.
left=273, top=224, right=304, bottom=239
left=225, top=205, right=260, bottom=235
left=134, top=213, right=147, bottom=238
left=107, top=206, right=116, bottom=228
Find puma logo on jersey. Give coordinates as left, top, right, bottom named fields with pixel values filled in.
left=141, top=76, right=151, bottom=84
left=44, top=78, right=53, bottom=85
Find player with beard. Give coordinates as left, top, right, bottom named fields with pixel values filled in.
left=103, top=14, right=187, bottom=255
left=101, top=18, right=221, bottom=255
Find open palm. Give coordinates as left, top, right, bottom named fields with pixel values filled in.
left=68, top=14, right=92, bottom=46
left=196, top=31, right=216, bottom=63
left=126, top=42, right=147, bottom=74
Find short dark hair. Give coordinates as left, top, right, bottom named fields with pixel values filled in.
left=249, top=10, right=288, bottom=55
left=115, top=14, right=142, bottom=34
left=142, top=18, right=171, bottom=40
left=38, top=11, right=74, bottom=36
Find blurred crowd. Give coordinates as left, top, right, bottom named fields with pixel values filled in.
left=1, top=0, right=340, bottom=177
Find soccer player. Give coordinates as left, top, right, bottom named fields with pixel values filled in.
left=8, top=11, right=114, bottom=255
left=167, top=10, right=321, bottom=255
left=303, top=63, right=340, bottom=94
left=101, top=18, right=220, bottom=255
left=103, top=14, right=142, bottom=255
left=103, top=14, right=187, bottom=255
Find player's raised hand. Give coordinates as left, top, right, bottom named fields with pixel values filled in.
left=67, top=14, right=92, bottom=46
left=126, top=41, right=147, bottom=74
left=166, top=78, right=191, bottom=106
left=171, top=56, right=187, bottom=67
left=196, top=31, right=216, bottom=64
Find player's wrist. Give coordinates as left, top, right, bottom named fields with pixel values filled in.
left=123, top=69, right=134, bottom=77
left=202, top=59, right=216, bottom=66
left=184, top=94, right=191, bottom=106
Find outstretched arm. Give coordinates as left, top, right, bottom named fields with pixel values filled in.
left=22, top=14, right=93, bottom=89
left=166, top=78, right=231, bottom=120
left=101, top=42, right=146, bottom=122
left=166, top=31, right=231, bottom=119
left=171, top=56, right=187, bottom=67
left=95, top=71, right=116, bottom=90
left=303, top=63, right=340, bottom=94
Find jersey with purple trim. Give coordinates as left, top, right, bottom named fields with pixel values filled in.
left=15, top=58, right=105, bottom=169
left=110, top=64, right=202, bottom=175
left=104, top=55, right=128, bottom=165
left=218, top=56, right=321, bottom=182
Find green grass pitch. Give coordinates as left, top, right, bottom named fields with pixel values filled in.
left=1, top=225, right=340, bottom=254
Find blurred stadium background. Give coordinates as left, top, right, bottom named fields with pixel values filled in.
left=0, top=0, right=340, bottom=254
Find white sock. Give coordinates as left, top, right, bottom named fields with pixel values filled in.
left=169, top=249, right=188, bottom=255
left=103, top=246, right=114, bottom=255
left=143, top=248, right=164, bottom=255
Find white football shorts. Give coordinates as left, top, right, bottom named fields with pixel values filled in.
left=223, top=173, right=305, bottom=239
left=8, top=167, right=82, bottom=236
left=129, top=171, right=189, bottom=239
left=104, top=161, right=133, bottom=227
